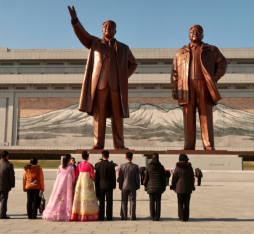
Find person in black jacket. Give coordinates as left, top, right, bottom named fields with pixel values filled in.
left=70, top=157, right=76, bottom=171
left=195, top=168, right=203, bottom=186
left=170, top=154, right=195, bottom=222
left=144, top=153, right=166, bottom=221
left=165, top=170, right=171, bottom=186
left=94, top=158, right=103, bottom=199
left=95, top=151, right=116, bottom=221
left=0, top=151, right=15, bottom=219
left=139, top=167, right=146, bottom=186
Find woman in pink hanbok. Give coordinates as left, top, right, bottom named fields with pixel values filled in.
left=43, top=154, right=75, bottom=221
left=71, top=151, right=99, bottom=221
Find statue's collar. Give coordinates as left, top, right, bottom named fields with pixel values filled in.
left=182, top=42, right=214, bottom=52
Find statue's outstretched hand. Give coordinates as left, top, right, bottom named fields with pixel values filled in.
left=68, top=6, right=77, bottom=24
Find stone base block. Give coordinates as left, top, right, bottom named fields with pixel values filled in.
left=75, top=149, right=136, bottom=154
left=70, top=153, right=242, bottom=170
left=70, top=153, right=147, bottom=168
left=166, top=150, right=229, bottom=154
left=202, top=170, right=254, bottom=182
left=158, top=154, right=243, bottom=170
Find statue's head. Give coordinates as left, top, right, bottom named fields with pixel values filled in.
left=189, top=25, right=203, bottom=44
left=102, top=20, right=117, bottom=39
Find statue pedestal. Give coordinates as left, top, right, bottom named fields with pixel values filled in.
left=160, top=150, right=242, bottom=170
left=166, top=150, right=228, bottom=155
left=72, top=150, right=146, bottom=167
left=75, top=149, right=136, bottom=154
left=69, top=150, right=242, bottom=170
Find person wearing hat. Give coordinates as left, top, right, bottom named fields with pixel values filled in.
left=170, top=154, right=195, bottom=222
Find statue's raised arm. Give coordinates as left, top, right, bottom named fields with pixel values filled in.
left=67, top=7, right=138, bottom=150
left=68, top=6, right=78, bottom=24
left=68, top=5, right=93, bottom=49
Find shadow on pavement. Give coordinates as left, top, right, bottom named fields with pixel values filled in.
left=113, top=199, right=150, bottom=201
left=190, top=218, right=254, bottom=222
left=8, top=214, right=27, bottom=216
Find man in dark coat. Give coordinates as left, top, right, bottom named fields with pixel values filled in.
left=0, top=151, right=15, bottom=219
left=95, top=151, right=116, bottom=221
left=171, top=154, right=195, bottom=222
left=94, top=158, right=103, bottom=199
left=165, top=170, right=171, bottom=186
left=139, top=167, right=146, bottom=185
left=68, top=6, right=138, bottom=150
left=195, top=168, right=203, bottom=186
left=118, top=152, right=140, bottom=220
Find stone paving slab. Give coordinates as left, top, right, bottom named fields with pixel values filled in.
left=0, top=181, right=254, bottom=234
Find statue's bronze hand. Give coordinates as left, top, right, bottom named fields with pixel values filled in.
left=68, top=6, right=77, bottom=23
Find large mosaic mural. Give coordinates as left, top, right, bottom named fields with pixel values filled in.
left=17, top=98, right=254, bottom=148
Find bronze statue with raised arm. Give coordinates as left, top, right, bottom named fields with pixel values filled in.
left=171, top=25, right=227, bottom=150
left=68, top=6, right=138, bottom=150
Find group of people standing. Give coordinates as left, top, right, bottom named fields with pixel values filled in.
left=0, top=150, right=198, bottom=222
left=43, top=152, right=99, bottom=221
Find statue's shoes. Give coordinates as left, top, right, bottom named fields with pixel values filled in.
left=116, top=146, right=129, bottom=150
left=205, top=147, right=215, bottom=150
left=92, top=145, right=104, bottom=150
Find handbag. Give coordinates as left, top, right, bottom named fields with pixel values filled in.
left=38, top=192, right=46, bottom=214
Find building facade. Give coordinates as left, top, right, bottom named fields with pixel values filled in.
left=0, top=47, right=254, bottom=151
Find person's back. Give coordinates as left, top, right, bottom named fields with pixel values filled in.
left=119, top=152, right=140, bottom=220
left=70, top=151, right=99, bottom=222
left=165, top=170, right=171, bottom=186
left=43, top=154, right=77, bottom=221
left=145, top=162, right=166, bottom=194
left=23, top=165, right=44, bottom=191
left=119, top=162, right=140, bottom=191
left=57, top=164, right=75, bottom=186
left=0, top=151, right=15, bottom=219
left=144, top=153, right=166, bottom=221
left=95, top=151, right=116, bottom=221
left=23, top=158, right=44, bottom=220
left=96, top=160, right=116, bottom=190
left=172, top=162, right=194, bottom=194
left=170, top=154, right=195, bottom=222
left=0, top=157, right=15, bottom=192
left=195, top=168, right=203, bottom=186
left=139, top=167, right=146, bottom=185
left=195, top=168, right=202, bottom=177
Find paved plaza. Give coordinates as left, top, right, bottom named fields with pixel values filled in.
left=0, top=180, right=254, bottom=234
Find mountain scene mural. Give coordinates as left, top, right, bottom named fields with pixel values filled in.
left=17, top=103, right=254, bottom=148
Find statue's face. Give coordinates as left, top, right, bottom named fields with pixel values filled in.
left=102, top=22, right=116, bottom=39
left=189, top=26, right=203, bottom=44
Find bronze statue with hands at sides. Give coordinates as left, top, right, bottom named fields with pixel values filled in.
left=171, top=25, right=227, bottom=150
left=68, top=6, right=138, bottom=150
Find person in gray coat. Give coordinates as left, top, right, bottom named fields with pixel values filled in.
left=0, top=151, right=15, bottom=219
left=118, top=152, right=140, bottom=220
